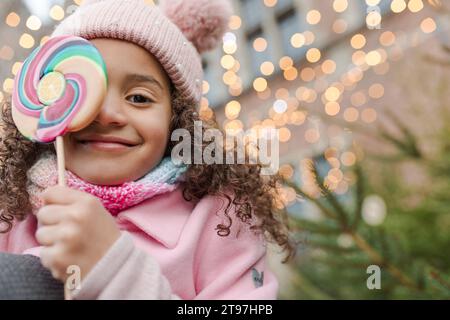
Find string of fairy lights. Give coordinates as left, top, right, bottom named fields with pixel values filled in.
left=204, top=0, right=438, bottom=208
left=0, top=0, right=442, bottom=209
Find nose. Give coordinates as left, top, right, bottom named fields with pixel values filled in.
left=93, top=90, right=128, bottom=127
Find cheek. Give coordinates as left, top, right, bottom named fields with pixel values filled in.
left=134, top=110, right=172, bottom=149
left=143, top=122, right=170, bottom=145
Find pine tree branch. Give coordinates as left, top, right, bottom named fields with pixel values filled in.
left=292, top=272, right=334, bottom=300
left=377, top=109, right=422, bottom=159
left=422, top=54, right=450, bottom=67
left=289, top=216, right=341, bottom=235
left=351, top=164, right=364, bottom=230
left=350, top=233, right=419, bottom=290
left=313, top=256, right=370, bottom=269
left=284, top=179, right=338, bottom=220
left=287, top=153, right=424, bottom=293
left=308, top=163, right=349, bottom=228
left=308, top=241, right=359, bottom=254
left=429, top=269, right=450, bottom=291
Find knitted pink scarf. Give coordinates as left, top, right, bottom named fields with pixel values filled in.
left=27, top=152, right=187, bottom=215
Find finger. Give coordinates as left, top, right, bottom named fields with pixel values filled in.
left=41, top=186, right=87, bottom=206
left=40, top=246, right=64, bottom=280
left=35, top=225, right=60, bottom=246
left=36, top=205, right=66, bottom=226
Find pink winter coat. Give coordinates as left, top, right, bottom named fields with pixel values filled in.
left=0, top=186, right=279, bottom=299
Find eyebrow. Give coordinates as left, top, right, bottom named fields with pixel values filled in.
left=125, top=74, right=164, bottom=92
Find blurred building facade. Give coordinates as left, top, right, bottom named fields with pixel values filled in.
left=200, top=0, right=447, bottom=207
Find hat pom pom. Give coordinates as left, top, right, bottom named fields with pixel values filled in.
left=160, top=0, right=233, bottom=54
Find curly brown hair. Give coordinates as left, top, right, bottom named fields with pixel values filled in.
left=0, top=91, right=295, bottom=262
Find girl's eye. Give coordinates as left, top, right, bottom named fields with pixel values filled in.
left=127, top=94, right=153, bottom=104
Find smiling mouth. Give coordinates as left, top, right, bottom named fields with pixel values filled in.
left=75, top=136, right=140, bottom=152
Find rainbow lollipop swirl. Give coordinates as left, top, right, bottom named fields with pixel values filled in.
left=12, top=35, right=107, bottom=143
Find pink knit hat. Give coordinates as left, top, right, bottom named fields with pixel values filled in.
left=51, top=0, right=233, bottom=104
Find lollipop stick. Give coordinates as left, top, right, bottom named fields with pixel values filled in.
left=56, top=136, right=66, bottom=187
left=56, top=136, right=71, bottom=300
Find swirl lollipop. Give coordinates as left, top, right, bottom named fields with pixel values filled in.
left=11, top=35, right=107, bottom=187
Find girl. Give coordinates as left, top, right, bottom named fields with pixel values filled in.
left=0, top=0, right=293, bottom=299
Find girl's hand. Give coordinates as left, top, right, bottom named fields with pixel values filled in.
left=35, top=186, right=121, bottom=282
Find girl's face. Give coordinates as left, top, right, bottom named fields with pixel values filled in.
left=63, top=38, right=172, bottom=185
